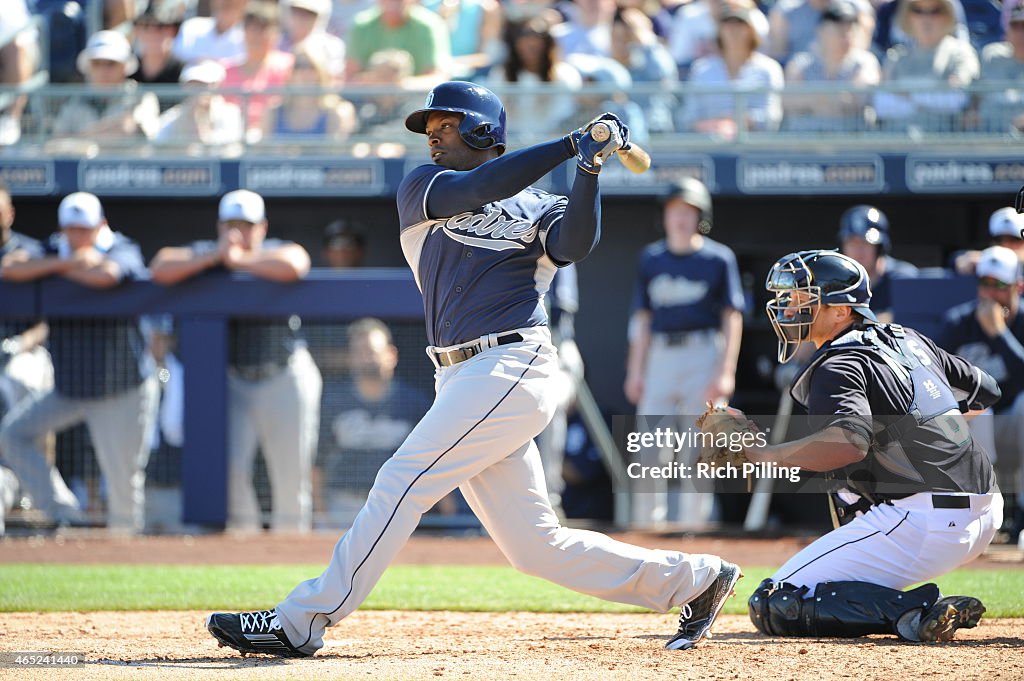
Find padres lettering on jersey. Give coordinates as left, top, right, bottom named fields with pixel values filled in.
left=397, top=164, right=567, bottom=347
left=633, top=239, right=746, bottom=333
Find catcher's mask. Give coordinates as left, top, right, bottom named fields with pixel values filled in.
left=765, top=250, right=876, bottom=363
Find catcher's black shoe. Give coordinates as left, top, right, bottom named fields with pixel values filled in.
left=915, top=596, right=985, bottom=643
left=666, top=560, right=742, bottom=650
left=206, top=608, right=311, bottom=658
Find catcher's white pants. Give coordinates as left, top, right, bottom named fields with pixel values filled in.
left=633, top=330, right=722, bottom=527
left=771, top=492, right=1002, bottom=591
left=276, top=328, right=722, bottom=654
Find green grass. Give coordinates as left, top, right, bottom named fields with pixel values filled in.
left=1, top=564, right=1022, bottom=617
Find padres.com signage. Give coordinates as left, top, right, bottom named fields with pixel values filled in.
left=581, top=153, right=716, bottom=195
left=241, top=159, right=385, bottom=196
left=0, top=160, right=56, bottom=195
left=906, top=155, right=1024, bottom=193
left=78, top=160, right=220, bottom=196
left=737, top=154, right=884, bottom=194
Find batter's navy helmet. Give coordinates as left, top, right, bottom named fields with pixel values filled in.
left=404, top=81, right=507, bottom=154
left=765, top=250, right=876, bottom=362
left=838, top=205, right=891, bottom=254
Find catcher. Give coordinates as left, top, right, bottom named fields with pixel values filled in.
left=699, top=249, right=1003, bottom=642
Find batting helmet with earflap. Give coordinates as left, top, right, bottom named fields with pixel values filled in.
left=663, top=177, right=712, bottom=233
left=404, top=81, right=507, bottom=154
left=838, top=205, right=891, bottom=254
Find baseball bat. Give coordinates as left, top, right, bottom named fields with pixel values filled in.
left=590, top=122, right=651, bottom=174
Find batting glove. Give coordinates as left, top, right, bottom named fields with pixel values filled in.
left=566, top=113, right=630, bottom=174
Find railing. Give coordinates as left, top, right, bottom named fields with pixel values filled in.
left=1, top=81, right=1023, bottom=156
left=0, top=271, right=634, bottom=530
left=0, top=271, right=426, bottom=527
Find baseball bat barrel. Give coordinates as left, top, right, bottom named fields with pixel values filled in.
left=589, top=122, right=652, bottom=174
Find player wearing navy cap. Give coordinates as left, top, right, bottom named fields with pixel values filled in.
left=838, top=204, right=918, bottom=323
left=207, top=80, right=739, bottom=657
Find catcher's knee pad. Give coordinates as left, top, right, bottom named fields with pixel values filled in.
left=747, top=579, right=810, bottom=636
left=748, top=578, right=941, bottom=638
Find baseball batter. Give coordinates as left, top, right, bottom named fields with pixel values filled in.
left=207, top=81, right=739, bottom=656
left=742, top=250, right=1001, bottom=642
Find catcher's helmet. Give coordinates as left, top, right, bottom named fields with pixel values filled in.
left=765, top=250, right=876, bottom=363
left=663, top=177, right=712, bottom=233
left=838, top=204, right=890, bottom=254
left=404, top=81, right=507, bottom=154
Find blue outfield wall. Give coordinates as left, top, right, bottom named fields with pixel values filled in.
left=3, top=153, right=1024, bottom=198
left=0, top=270, right=424, bottom=525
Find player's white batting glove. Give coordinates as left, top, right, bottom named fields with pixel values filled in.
left=566, top=113, right=630, bottom=174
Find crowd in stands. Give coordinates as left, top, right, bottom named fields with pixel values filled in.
left=2, top=0, right=1024, bottom=148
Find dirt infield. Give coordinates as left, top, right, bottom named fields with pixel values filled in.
left=0, top=611, right=1021, bottom=681
left=1, top=532, right=1021, bottom=680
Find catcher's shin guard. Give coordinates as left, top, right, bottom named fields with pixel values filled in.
left=748, top=578, right=941, bottom=638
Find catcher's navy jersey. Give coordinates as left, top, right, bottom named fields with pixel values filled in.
left=397, top=164, right=567, bottom=347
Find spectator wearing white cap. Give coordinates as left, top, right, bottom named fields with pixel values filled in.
left=953, top=206, right=1024, bottom=276
left=938, top=245, right=1024, bottom=545
left=52, top=30, right=160, bottom=141
left=173, top=0, right=249, bottom=65
left=283, top=0, right=347, bottom=80
left=155, top=60, right=245, bottom=147
left=978, top=4, right=1024, bottom=133
left=0, top=192, right=159, bottom=533
left=150, top=191, right=321, bottom=533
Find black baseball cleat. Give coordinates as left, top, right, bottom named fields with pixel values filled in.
left=206, top=609, right=311, bottom=658
left=916, top=596, right=985, bottom=643
left=665, top=560, right=742, bottom=651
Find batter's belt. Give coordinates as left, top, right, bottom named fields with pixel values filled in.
left=426, top=331, right=525, bottom=368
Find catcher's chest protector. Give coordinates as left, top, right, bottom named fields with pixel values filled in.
left=791, top=324, right=985, bottom=497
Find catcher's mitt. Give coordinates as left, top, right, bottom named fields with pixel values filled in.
left=694, top=402, right=759, bottom=468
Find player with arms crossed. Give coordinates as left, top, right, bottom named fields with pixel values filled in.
left=735, top=250, right=1001, bottom=642
left=206, top=81, right=739, bottom=656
